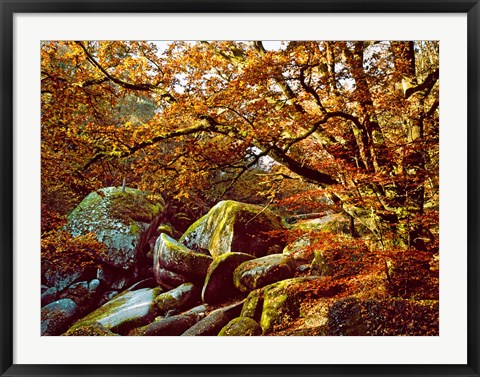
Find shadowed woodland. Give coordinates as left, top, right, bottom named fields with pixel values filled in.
left=41, top=41, right=439, bottom=336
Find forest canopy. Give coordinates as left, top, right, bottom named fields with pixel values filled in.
left=41, top=40, right=439, bottom=251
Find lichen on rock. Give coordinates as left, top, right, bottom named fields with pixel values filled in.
left=66, top=187, right=163, bottom=270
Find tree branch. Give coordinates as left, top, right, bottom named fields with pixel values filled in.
left=405, top=68, right=439, bottom=99
left=425, top=99, right=439, bottom=119
left=299, top=65, right=327, bottom=113
left=75, top=41, right=175, bottom=102
left=82, top=119, right=214, bottom=171
left=267, top=144, right=337, bottom=186
left=283, top=111, right=363, bottom=152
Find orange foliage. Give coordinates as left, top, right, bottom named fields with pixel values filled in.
left=41, top=229, right=106, bottom=272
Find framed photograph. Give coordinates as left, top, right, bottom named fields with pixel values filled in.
left=1, top=1, right=479, bottom=376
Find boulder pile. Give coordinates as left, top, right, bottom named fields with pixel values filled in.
left=41, top=193, right=439, bottom=336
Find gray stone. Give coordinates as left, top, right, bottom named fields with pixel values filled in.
left=183, top=304, right=209, bottom=316
left=67, top=287, right=163, bottom=335
left=296, top=264, right=310, bottom=273
left=41, top=299, right=79, bottom=336
left=233, top=254, right=295, bottom=292
left=240, top=289, right=265, bottom=322
left=110, top=276, right=130, bottom=291
left=106, top=291, right=119, bottom=300
left=165, top=309, right=179, bottom=317
left=155, top=283, right=200, bottom=315
left=42, top=260, right=84, bottom=292
left=88, top=279, right=101, bottom=294
left=96, top=267, right=110, bottom=284
left=129, top=313, right=201, bottom=336
left=282, top=235, right=314, bottom=264
left=66, top=187, right=163, bottom=270
left=181, top=301, right=244, bottom=336
left=98, top=290, right=119, bottom=306
left=67, top=281, right=89, bottom=294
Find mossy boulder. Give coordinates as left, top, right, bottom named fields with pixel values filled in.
left=41, top=299, right=79, bottom=336
left=218, top=317, right=262, bottom=336
left=180, top=200, right=285, bottom=258
left=202, top=252, right=255, bottom=304
left=63, top=322, right=119, bottom=336
left=154, top=283, right=200, bottom=315
left=233, top=254, right=295, bottom=293
left=181, top=301, right=244, bottom=336
left=129, top=313, right=201, bottom=336
left=42, top=260, right=85, bottom=292
left=153, top=233, right=213, bottom=285
left=67, top=287, right=163, bottom=335
left=66, top=187, right=163, bottom=270
left=259, top=277, right=342, bottom=334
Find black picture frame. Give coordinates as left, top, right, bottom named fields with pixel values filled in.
left=1, top=1, right=479, bottom=376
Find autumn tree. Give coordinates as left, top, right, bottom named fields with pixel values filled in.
left=41, top=40, right=439, bottom=251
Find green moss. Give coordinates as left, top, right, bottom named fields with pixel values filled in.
left=157, top=224, right=174, bottom=237
left=260, top=293, right=288, bottom=333
left=154, top=283, right=198, bottom=314
left=107, top=188, right=163, bottom=224
left=256, top=277, right=322, bottom=333
left=67, top=192, right=102, bottom=223
left=154, top=292, right=178, bottom=312
left=233, top=254, right=295, bottom=292
left=130, top=222, right=141, bottom=235
left=218, top=317, right=262, bottom=336
left=240, top=290, right=265, bottom=321
left=181, top=200, right=285, bottom=259
left=63, top=322, right=118, bottom=336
